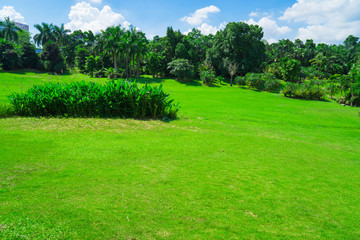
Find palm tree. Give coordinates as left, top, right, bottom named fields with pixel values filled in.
left=133, top=30, right=148, bottom=78
left=53, top=24, right=70, bottom=47
left=0, top=17, right=21, bottom=42
left=33, top=23, right=55, bottom=46
left=101, top=25, right=124, bottom=70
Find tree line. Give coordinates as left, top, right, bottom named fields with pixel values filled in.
left=0, top=17, right=360, bottom=106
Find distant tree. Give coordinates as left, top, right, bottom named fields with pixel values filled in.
left=206, top=22, right=266, bottom=76
left=21, top=42, right=40, bottom=69
left=75, top=47, right=90, bottom=72
left=41, top=41, right=66, bottom=73
left=280, top=57, right=301, bottom=82
left=0, top=39, right=21, bottom=70
left=167, top=59, right=193, bottom=80
left=101, top=25, right=124, bottom=70
left=17, top=30, right=32, bottom=46
left=85, top=55, right=100, bottom=77
left=0, top=17, right=21, bottom=42
left=53, top=24, right=70, bottom=48
left=34, top=23, right=55, bottom=46
left=175, top=43, right=189, bottom=60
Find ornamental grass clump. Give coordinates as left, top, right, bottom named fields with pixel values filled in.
left=8, top=80, right=179, bottom=119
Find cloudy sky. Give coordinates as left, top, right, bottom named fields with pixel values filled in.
left=0, top=0, right=360, bottom=44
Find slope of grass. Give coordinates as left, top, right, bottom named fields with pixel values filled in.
left=0, top=70, right=359, bottom=239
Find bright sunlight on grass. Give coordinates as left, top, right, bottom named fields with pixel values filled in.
left=1, top=71, right=360, bottom=239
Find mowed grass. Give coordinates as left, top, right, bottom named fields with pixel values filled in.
left=0, top=70, right=359, bottom=239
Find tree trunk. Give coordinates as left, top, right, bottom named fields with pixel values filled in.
left=113, top=54, right=117, bottom=71
left=137, top=56, right=141, bottom=79
left=132, top=55, right=135, bottom=78
left=125, top=56, right=129, bottom=78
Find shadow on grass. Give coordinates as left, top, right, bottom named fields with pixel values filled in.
left=176, top=79, right=202, bottom=87
left=0, top=69, right=73, bottom=76
left=126, top=76, right=165, bottom=84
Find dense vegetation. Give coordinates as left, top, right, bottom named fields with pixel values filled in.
left=8, top=80, right=178, bottom=119
left=1, top=17, right=360, bottom=107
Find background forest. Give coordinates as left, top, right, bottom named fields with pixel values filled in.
left=1, top=17, right=360, bottom=107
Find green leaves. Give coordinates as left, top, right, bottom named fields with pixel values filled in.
left=8, top=80, right=179, bottom=119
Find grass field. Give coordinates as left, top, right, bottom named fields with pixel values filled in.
left=0, top=70, right=359, bottom=239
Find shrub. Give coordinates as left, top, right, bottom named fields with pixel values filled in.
left=244, top=73, right=264, bottom=90
left=237, top=73, right=281, bottom=92
left=200, top=70, right=216, bottom=85
left=264, top=79, right=281, bottom=92
left=282, top=82, right=325, bottom=100
left=8, top=80, right=179, bottom=119
left=216, top=76, right=224, bottom=85
left=235, top=76, right=245, bottom=86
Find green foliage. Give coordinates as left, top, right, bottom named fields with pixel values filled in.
left=167, top=59, right=193, bottom=80
left=280, top=57, right=301, bottom=82
left=199, top=62, right=216, bottom=85
left=0, top=39, right=21, bottom=70
left=41, top=41, right=67, bottom=73
left=200, top=70, right=216, bottom=85
left=240, top=73, right=281, bottom=92
left=21, top=42, right=40, bottom=69
left=75, top=47, right=90, bottom=72
left=244, top=73, right=264, bottom=90
left=235, top=76, right=246, bottom=86
left=282, top=81, right=325, bottom=100
left=9, top=80, right=179, bottom=119
left=206, top=22, right=266, bottom=76
left=0, top=103, right=14, bottom=117
left=2, top=48, right=21, bottom=70
left=0, top=17, right=20, bottom=42
left=175, top=43, right=189, bottom=59
left=147, top=51, right=166, bottom=78
left=85, top=55, right=100, bottom=77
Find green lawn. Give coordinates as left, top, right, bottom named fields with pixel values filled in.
left=0, top=70, right=359, bottom=239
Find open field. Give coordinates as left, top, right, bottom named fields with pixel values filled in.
left=1, top=71, right=360, bottom=239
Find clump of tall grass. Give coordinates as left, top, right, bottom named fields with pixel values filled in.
left=8, top=80, right=179, bottom=119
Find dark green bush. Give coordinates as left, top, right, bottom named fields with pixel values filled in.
left=235, top=76, right=245, bottom=86
left=8, top=80, right=179, bottom=119
left=264, top=79, right=281, bottom=92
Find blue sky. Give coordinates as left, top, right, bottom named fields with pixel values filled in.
left=1, top=0, right=360, bottom=44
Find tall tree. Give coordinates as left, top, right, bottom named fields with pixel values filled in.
left=0, top=17, right=21, bottom=42
left=33, top=23, right=55, bottom=46
left=101, top=25, right=124, bottom=70
left=206, top=22, right=266, bottom=76
left=53, top=24, right=70, bottom=48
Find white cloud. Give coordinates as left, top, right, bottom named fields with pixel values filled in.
left=246, top=17, right=291, bottom=43
left=89, top=0, right=102, bottom=3
left=65, top=2, right=130, bottom=33
left=0, top=6, right=25, bottom=23
left=279, top=0, right=360, bottom=42
left=249, top=12, right=259, bottom=17
left=185, top=22, right=226, bottom=35
left=181, top=5, right=220, bottom=25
